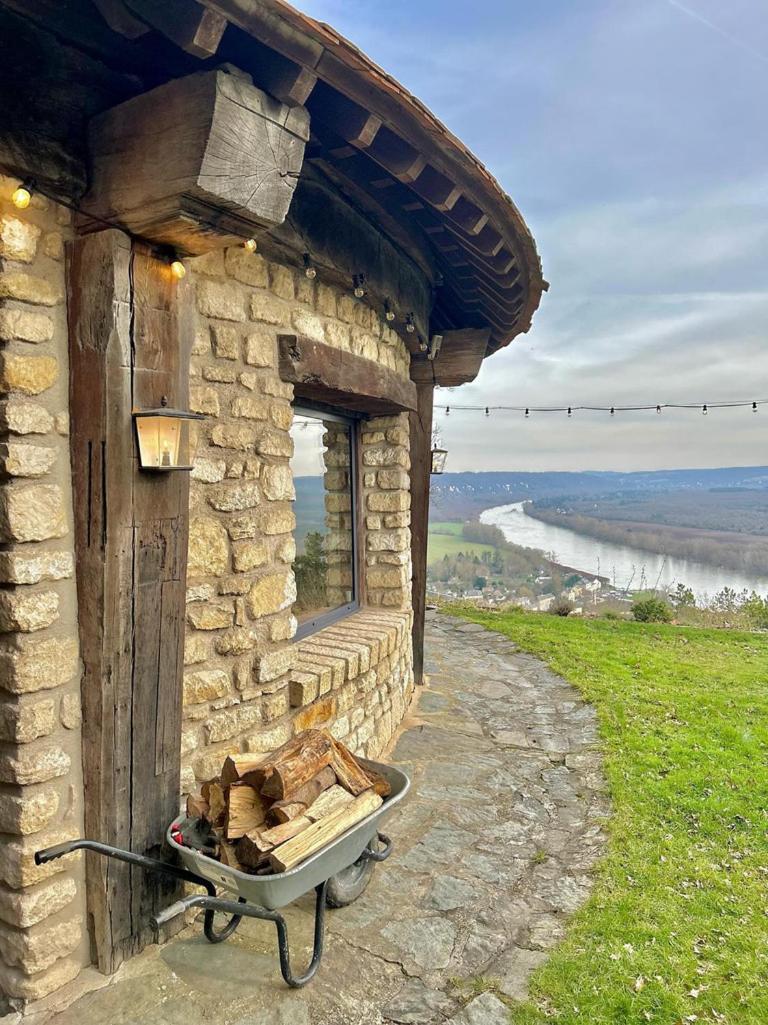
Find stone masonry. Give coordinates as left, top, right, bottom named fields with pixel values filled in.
left=182, top=247, right=415, bottom=790
left=0, top=177, right=88, bottom=1002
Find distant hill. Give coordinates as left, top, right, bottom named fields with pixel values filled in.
left=430, top=466, right=768, bottom=521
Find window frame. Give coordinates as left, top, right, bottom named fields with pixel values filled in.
left=292, top=402, right=363, bottom=641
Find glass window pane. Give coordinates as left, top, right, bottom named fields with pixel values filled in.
left=291, top=410, right=356, bottom=626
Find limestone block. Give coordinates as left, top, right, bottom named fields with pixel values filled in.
left=183, top=669, right=230, bottom=705
left=384, top=512, right=410, bottom=528
left=187, top=583, right=214, bottom=603
left=43, top=231, right=64, bottom=261
left=0, top=956, right=81, bottom=1001
left=362, top=446, right=409, bottom=468
left=289, top=673, right=319, bottom=708
left=0, top=271, right=62, bottom=305
left=0, top=589, right=59, bottom=633
left=0, top=744, right=70, bottom=785
left=191, top=249, right=225, bottom=276
left=293, top=695, right=335, bottom=733
left=0, top=400, right=54, bottom=435
left=257, top=430, right=293, bottom=459
left=214, top=628, right=257, bottom=656
left=250, top=292, right=286, bottom=326
left=191, top=456, right=227, bottom=483
left=0, top=788, right=60, bottom=835
left=254, top=646, right=297, bottom=684
left=315, top=284, right=337, bottom=318
left=260, top=505, right=295, bottom=535
left=268, top=401, right=292, bottom=431
left=187, top=602, right=234, bottom=631
left=189, top=385, right=220, bottom=416
left=203, top=364, right=237, bottom=383
left=367, top=565, right=409, bottom=589
left=0, top=307, right=53, bottom=343
left=0, top=826, right=78, bottom=889
left=205, top=701, right=262, bottom=743
left=184, top=633, right=209, bottom=665
left=0, top=698, right=56, bottom=744
left=362, top=431, right=385, bottom=444
left=192, top=326, right=211, bottom=356
left=181, top=726, right=199, bottom=757
left=187, top=516, right=229, bottom=578
left=232, top=540, right=268, bottom=572
left=0, top=215, right=41, bottom=261
left=269, top=612, right=296, bottom=641
left=192, top=745, right=238, bottom=781
left=0, top=635, right=78, bottom=693
left=196, top=279, right=246, bottom=321
left=376, top=468, right=409, bottom=491
left=0, top=442, right=56, bottom=478
left=0, top=353, right=58, bottom=396
left=268, top=262, right=295, bottom=300
left=0, top=483, right=67, bottom=543
left=291, top=307, right=325, bottom=342
left=208, top=482, right=260, bottom=512
left=261, top=464, right=294, bottom=502
left=59, top=693, right=81, bottom=730
left=0, top=915, right=82, bottom=975
left=225, top=247, right=269, bottom=287
left=0, top=875, right=77, bottom=929
left=243, top=721, right=292, bottom=753
left=247, top=572, right=295, bottom=618
left=367, top=530, right=410, bottom=553
left=211, top=323, right=240, bottom=360
left=244, top=330, right=275, bottom=367
left=230, top=395, right=268, bottom=420
left=324, top=320, right=351, bottom=349
left=210, top=422, right=257, bottom=450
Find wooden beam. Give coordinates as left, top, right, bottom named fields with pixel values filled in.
left=91, top=0, right=150, bottom=39
left=409, top=381, right=434, bottom=686
left=278, top=335, right=418, bottom=414
left=124, top=0, right=227, bottom=57
left=68, top=229, right=192, bottom=974
left=410, top=328, right=491, bottom=388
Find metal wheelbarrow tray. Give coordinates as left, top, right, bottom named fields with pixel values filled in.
left=35, top=759, right=409, bottom=988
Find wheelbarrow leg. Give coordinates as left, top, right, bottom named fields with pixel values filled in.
left=153, top=881, right=329, bottom=988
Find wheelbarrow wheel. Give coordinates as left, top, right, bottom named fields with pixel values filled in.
left=324, top=844, right=375, bottom=908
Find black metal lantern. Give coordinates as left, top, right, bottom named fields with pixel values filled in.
left=430, top=445, right=448, bottom=475
left=132, top=399, right=204, bottom=471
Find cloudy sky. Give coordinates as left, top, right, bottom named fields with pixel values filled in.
left=299, top=0, right=767, bottom=472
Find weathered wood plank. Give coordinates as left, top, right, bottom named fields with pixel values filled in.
left=278, top=335, right=417, bottom=414
left=408, top=381, right=434, bottom=686
left=124, top=0, right=227, bottom=57
left=410, top=328, right=490, bottom=388
left=269, top=791, right=382, bottom=872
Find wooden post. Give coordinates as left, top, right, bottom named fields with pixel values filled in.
left=67, top=229, right=193, bottom=974
left=409, top=381, right=434, bottom=685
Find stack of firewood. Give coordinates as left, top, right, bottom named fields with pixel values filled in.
left=182, top=729, right=391, bottom=875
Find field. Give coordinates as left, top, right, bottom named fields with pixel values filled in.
left=450, top=605, right=768, bottom=1024
left=427, top=521, right=496, bottom=564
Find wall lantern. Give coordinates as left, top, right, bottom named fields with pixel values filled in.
left=430, top=445, right=448, bottom=475
left=132, top=399, right=204, bottom=471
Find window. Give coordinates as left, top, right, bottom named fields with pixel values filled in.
left=290, top=405, right=359, bottom=638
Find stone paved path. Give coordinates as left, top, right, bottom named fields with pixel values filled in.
left=35, top=613, right=609, bottom=1025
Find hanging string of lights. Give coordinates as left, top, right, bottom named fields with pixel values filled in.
left=437, top=399, right=767, bottom=417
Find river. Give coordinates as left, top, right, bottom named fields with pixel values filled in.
left=481, top=502, right=768, bottom=601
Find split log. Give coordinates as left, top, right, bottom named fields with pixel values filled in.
left=260, top=732, right=334, bottom=801
left=226, top=784, right=269, bottom=840
left=186, top=793, right=209, bottom=820
left=236, top=816, right=311, bottom=868
left=269, top=791, right=383, bottom=873
left=305, top=784, right=354, bottom=822
left=221, top=753, right=269, bottom=786
left=267, top=765, right=336, bottom=824
left=357, top=757, right=392, bottom=799
left=326, top=735, right=373, bottom=796
left=204, top=782, right=227, bottom=828
left=219, top=841, right=244, bottom=872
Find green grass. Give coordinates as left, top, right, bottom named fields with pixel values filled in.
left=428, top=521, right=496, bottom=564
left=449, top=605, right=768, bottom=1024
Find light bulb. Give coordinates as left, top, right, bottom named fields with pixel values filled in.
left=386, top=310, right=396, bottom=322
left=243, top=238, right=258, bottom=253
left=610, top=407, right=615, bottom=415
left=656, top=405, right=661, bottom=414
left=303, top=253, right=317, bottom=279
left=418, top=341, right=428, bottom=352
left=353, top=274, right=366, bottom=298
left=384, top=299, right=396, bottom=322
left=485, top=407, right=490, bottom=417
left=12, top=184, right=31, bottom=209
left=445, top=406, right=450, bottom=416
left=405, top=313, right=416, bottom=334
left=702, top=404, right=708, bottom=415
left=753, top=402, right=758, bottom=413
left=170, top=259, right=186, bottom=280
left=567, top=407, right=572, bottom=417
left=525, top=408, right=530, bottom=418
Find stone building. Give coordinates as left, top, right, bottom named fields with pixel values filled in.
left=0, top=0, right=543, bottom=1008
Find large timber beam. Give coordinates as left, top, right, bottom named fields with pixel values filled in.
left=410, top=328, right=491, bottom=388
left=409, top=382, right=434, bottom=685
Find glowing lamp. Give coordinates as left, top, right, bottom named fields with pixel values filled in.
left=12, top=183, right=32, bottom=209
left=132, top=402, right=203, bottom=471
left=430, top=446, right=448, bottom=475
left=170, top=259, right=186, bottom=280
left=243, top=238, right=258, bottom=253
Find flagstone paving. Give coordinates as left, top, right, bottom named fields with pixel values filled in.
left=34, top=612, right=609, bottom=1025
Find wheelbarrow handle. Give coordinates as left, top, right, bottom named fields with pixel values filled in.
left=361, top=832, right=393, bottom=863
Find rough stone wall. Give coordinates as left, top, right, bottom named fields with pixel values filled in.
left=183, top=247, right=414, bottom=787
left=0, top=177, right=88, bottom=1002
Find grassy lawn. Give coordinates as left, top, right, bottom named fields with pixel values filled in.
left=450, top=606, right=768, bottom=1025
left=428, top=521, right=496, bottom=564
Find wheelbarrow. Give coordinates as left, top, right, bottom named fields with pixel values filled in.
left=35, top=759, right=410, bottom=988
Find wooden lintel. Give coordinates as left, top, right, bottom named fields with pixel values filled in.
left=410, top=327, right=491, bottom=387
left=278, top=335, right=418, bottom=414
left=124, top=0, right=227, bottom=57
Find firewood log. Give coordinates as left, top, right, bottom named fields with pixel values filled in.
left=226, top=784, right=269, bottom=840
left=221, top=753, right=270, bottom=786
left=305, top=784, right=354, bottom=822
left=205, top=782, right=228, bottom=828
left=260, top=731, right=333, bottom=801
left=269, top=791, right=383, bottom=872
left=186, top=793, right=210, bottom=820
left=219, top=841, right=244, bottom=872
left=357, top=757, right=392, bottom=799
left=236, top=816, right=311, bottom=868
left=267, top=765, right=336, bottom=824
left=326, top=735, right=373, bottom=796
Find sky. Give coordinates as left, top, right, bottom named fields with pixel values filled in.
left=297, top=0, right=767, bottom=472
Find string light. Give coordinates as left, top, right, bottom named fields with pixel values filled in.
left=702, top=404, right=708, bottom=415
left=243, top=238, right=258, bottom=253
left=405, top=313, right=416, bottom=334
left=485, top=407, right=490, bottom=416
left=419, top=340, right=428, bottom=353
left=169, top=253, right=186, bottom=280
left=753, top=402, right=758, bottom=413
left=353, top=273, right=366, bottom=298
left=303, top=252, right=316, bottom=279
left=432, top=398, right=767, bottom=417
left=384, top=299, right=396, bottom=322
left=656, top=405, right=662, bottom=414
left=445, top=406, right=450, bottom=416
left=11, top=180, right=33, bottom=209
left=525, top=408, right=530, bottom=418
left=610, top=406, right=615, bottom=415
left=567, top=406, right=572, bottom=417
